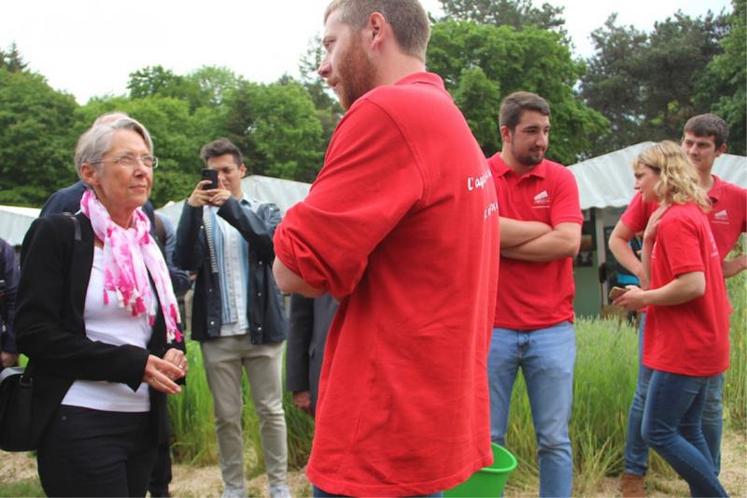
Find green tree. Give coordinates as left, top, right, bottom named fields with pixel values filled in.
left=0, top=68, right=78, bottom=205
left=223, top=80, right=325, bottom=182
left=581, top=10, right=727, bottom=154
left=438, top=0, right=565, bottom=32
left=187, top=66, right=243, bottom=108
left=428, top=20, right=607, bottom=163
left=453, top=67, right=502, bottom=154
left=297, top=35, right=343, bottom=148
left=0, top=42, right=29, bottom=73
left=696, top=0, right=746, bottom=154
left=127, top=65, right=206, bottom=111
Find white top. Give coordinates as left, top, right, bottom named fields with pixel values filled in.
left=61, top=246, right=152, bottom=412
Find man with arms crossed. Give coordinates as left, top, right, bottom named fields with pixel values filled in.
left=487, top=91, right=582, bottom=498
left=612, top=113, right=746, bottom=497
left=272, top=1, right=500, bottom=495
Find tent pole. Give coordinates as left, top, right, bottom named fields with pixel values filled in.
left=595, top=208, right=609, bottom=306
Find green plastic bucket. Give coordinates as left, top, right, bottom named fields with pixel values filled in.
left=445, top=443, right=518, bottom=497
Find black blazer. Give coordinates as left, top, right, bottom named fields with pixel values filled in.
left=15, top=213, right=182, bottom=445
left=286, top=293, right=337, bottom=415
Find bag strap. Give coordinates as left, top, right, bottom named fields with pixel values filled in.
left=22, top=213, right=82, bottom=382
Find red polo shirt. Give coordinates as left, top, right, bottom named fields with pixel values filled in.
left=621, top=176, right=746, bottom=260
left=488, top=155, right=583, bottom=330
left=643, top=203, right=730, bottom=376
left=274, top=72, right=500, bottom=496
left=707, top=176, right=747, bottom=259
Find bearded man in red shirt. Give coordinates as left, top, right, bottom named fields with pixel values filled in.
left=272, top=1, right=500, bottom=496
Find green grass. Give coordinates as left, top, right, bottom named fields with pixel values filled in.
left=0, top=479, right=44, bottom=497
left=724, top=268, right=746, bottom=430
left=166, top=273, right=745, bottom=490
left=6, top=273, right=742, bottom=494
left=166, top=340, right=315, bottom=474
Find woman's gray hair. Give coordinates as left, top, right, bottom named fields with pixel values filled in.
left=74, top=116, right=154, bottom=178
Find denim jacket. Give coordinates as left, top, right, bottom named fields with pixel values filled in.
left=174, top=195, right=287, bottom=344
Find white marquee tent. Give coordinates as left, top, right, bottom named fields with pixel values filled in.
left=0, top=206, right=40, bottom=246
left=569, top=142, right=747, bottom=210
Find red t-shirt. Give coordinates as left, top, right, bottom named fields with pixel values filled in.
left=643, top=203, right=730, bottom=376
left=488, top=155, right=583, bottom=329
left=274, top=72, right=500, bottom=496
left=621, top=176, right=746, bottom=259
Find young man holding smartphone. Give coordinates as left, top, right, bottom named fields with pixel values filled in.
left=174, top=138, right=290, bottom=498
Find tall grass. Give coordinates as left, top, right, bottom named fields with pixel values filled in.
left=168, top=341, right=314, bottom=473
left=169, top=275, right=745, bottom=490
left=725, top=269, right=746, bottom=430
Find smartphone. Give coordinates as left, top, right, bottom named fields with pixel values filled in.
left=201, top=169, right=219, bottom=190
left=608, top=286, right=628, bottom=301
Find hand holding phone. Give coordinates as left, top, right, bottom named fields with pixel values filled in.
left=201, top=169, right=219, bottom=190
left=608, top=286, right=628, bottom=301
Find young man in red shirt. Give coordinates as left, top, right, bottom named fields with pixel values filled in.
left=610, top=114, right=745, bottom=497
left=272, top=1, right=500, bottom=496
left=487, top=92, right=583, bottom=498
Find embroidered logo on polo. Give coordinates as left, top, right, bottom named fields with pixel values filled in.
left=712, top=210, right=729, bottom=224
left=532, top=190, right=550, bottom=208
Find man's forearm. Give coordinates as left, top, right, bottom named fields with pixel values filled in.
left=609, top=235, right=644, bottom=280
left=501, top=223, right=581, bottom=262
left=499, top=217, right=552, bottom=249
left=722, top=254, right=747, bottom=278
left=273, top=258, right=324, bottom=297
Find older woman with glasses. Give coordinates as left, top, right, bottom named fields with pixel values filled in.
left=15, top=116, right=187, bottom=497
left=615, top=141, right=730, bottom=497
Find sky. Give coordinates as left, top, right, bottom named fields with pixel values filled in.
left=0, top=0, right=732, bottom=104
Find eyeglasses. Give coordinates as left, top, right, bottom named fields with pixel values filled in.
left=93, top=153, right=159, bottom=169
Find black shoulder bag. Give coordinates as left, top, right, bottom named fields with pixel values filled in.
left=0, top=213, right=81, bottom=451
left=0, top=365, right=34, bottom=451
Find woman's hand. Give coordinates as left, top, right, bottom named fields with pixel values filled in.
left=162, top=348, right=189, bottom=377
left=614, top=285, right=648, bottom=311
left=643, top=205, right=668, bottom=243
left=143, top=354, right=185, bottom=395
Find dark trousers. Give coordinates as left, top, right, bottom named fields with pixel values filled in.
left=37, top=405, right=157, bottom=497
left=148, top=440, right=173, bottom=497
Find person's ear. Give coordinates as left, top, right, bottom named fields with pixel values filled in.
left=80, top=162, right=99, bottom=187
left=499, top=125, right=512, bottom=145
left=368, top=12, right=386, bottom=49
left=715, top=143, right=727, bottom=157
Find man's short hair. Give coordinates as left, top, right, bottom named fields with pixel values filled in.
left=683, top=113, right=729, bottom=149
left=200, top=138, right=243, bottom=167
left=325, top=0, right=430, bottom=62
left=499, top=91, right=551, bottom=131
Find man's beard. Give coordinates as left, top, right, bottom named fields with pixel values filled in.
left=337, top=35, right=377, bottom=110
left=512, top=144, right=545, bottom=167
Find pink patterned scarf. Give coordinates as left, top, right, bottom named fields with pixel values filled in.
left=80, top=189, right=182, bottom=343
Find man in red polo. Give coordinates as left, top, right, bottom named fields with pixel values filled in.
left=487, top=91, right=583, bottom=498
left=272, top=1, right=499, bottom=496
left=611, top=113, right=746, bottom=497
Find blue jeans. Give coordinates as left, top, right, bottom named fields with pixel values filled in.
left=624, top=315, right=653, bottom=476
left=624, top=315, right=724, bottom=476
left=312, top=485, right=443, bottom=497
left=642, top=370, right=727, bottom=497
left=488, top=322, right=575, bottom=498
